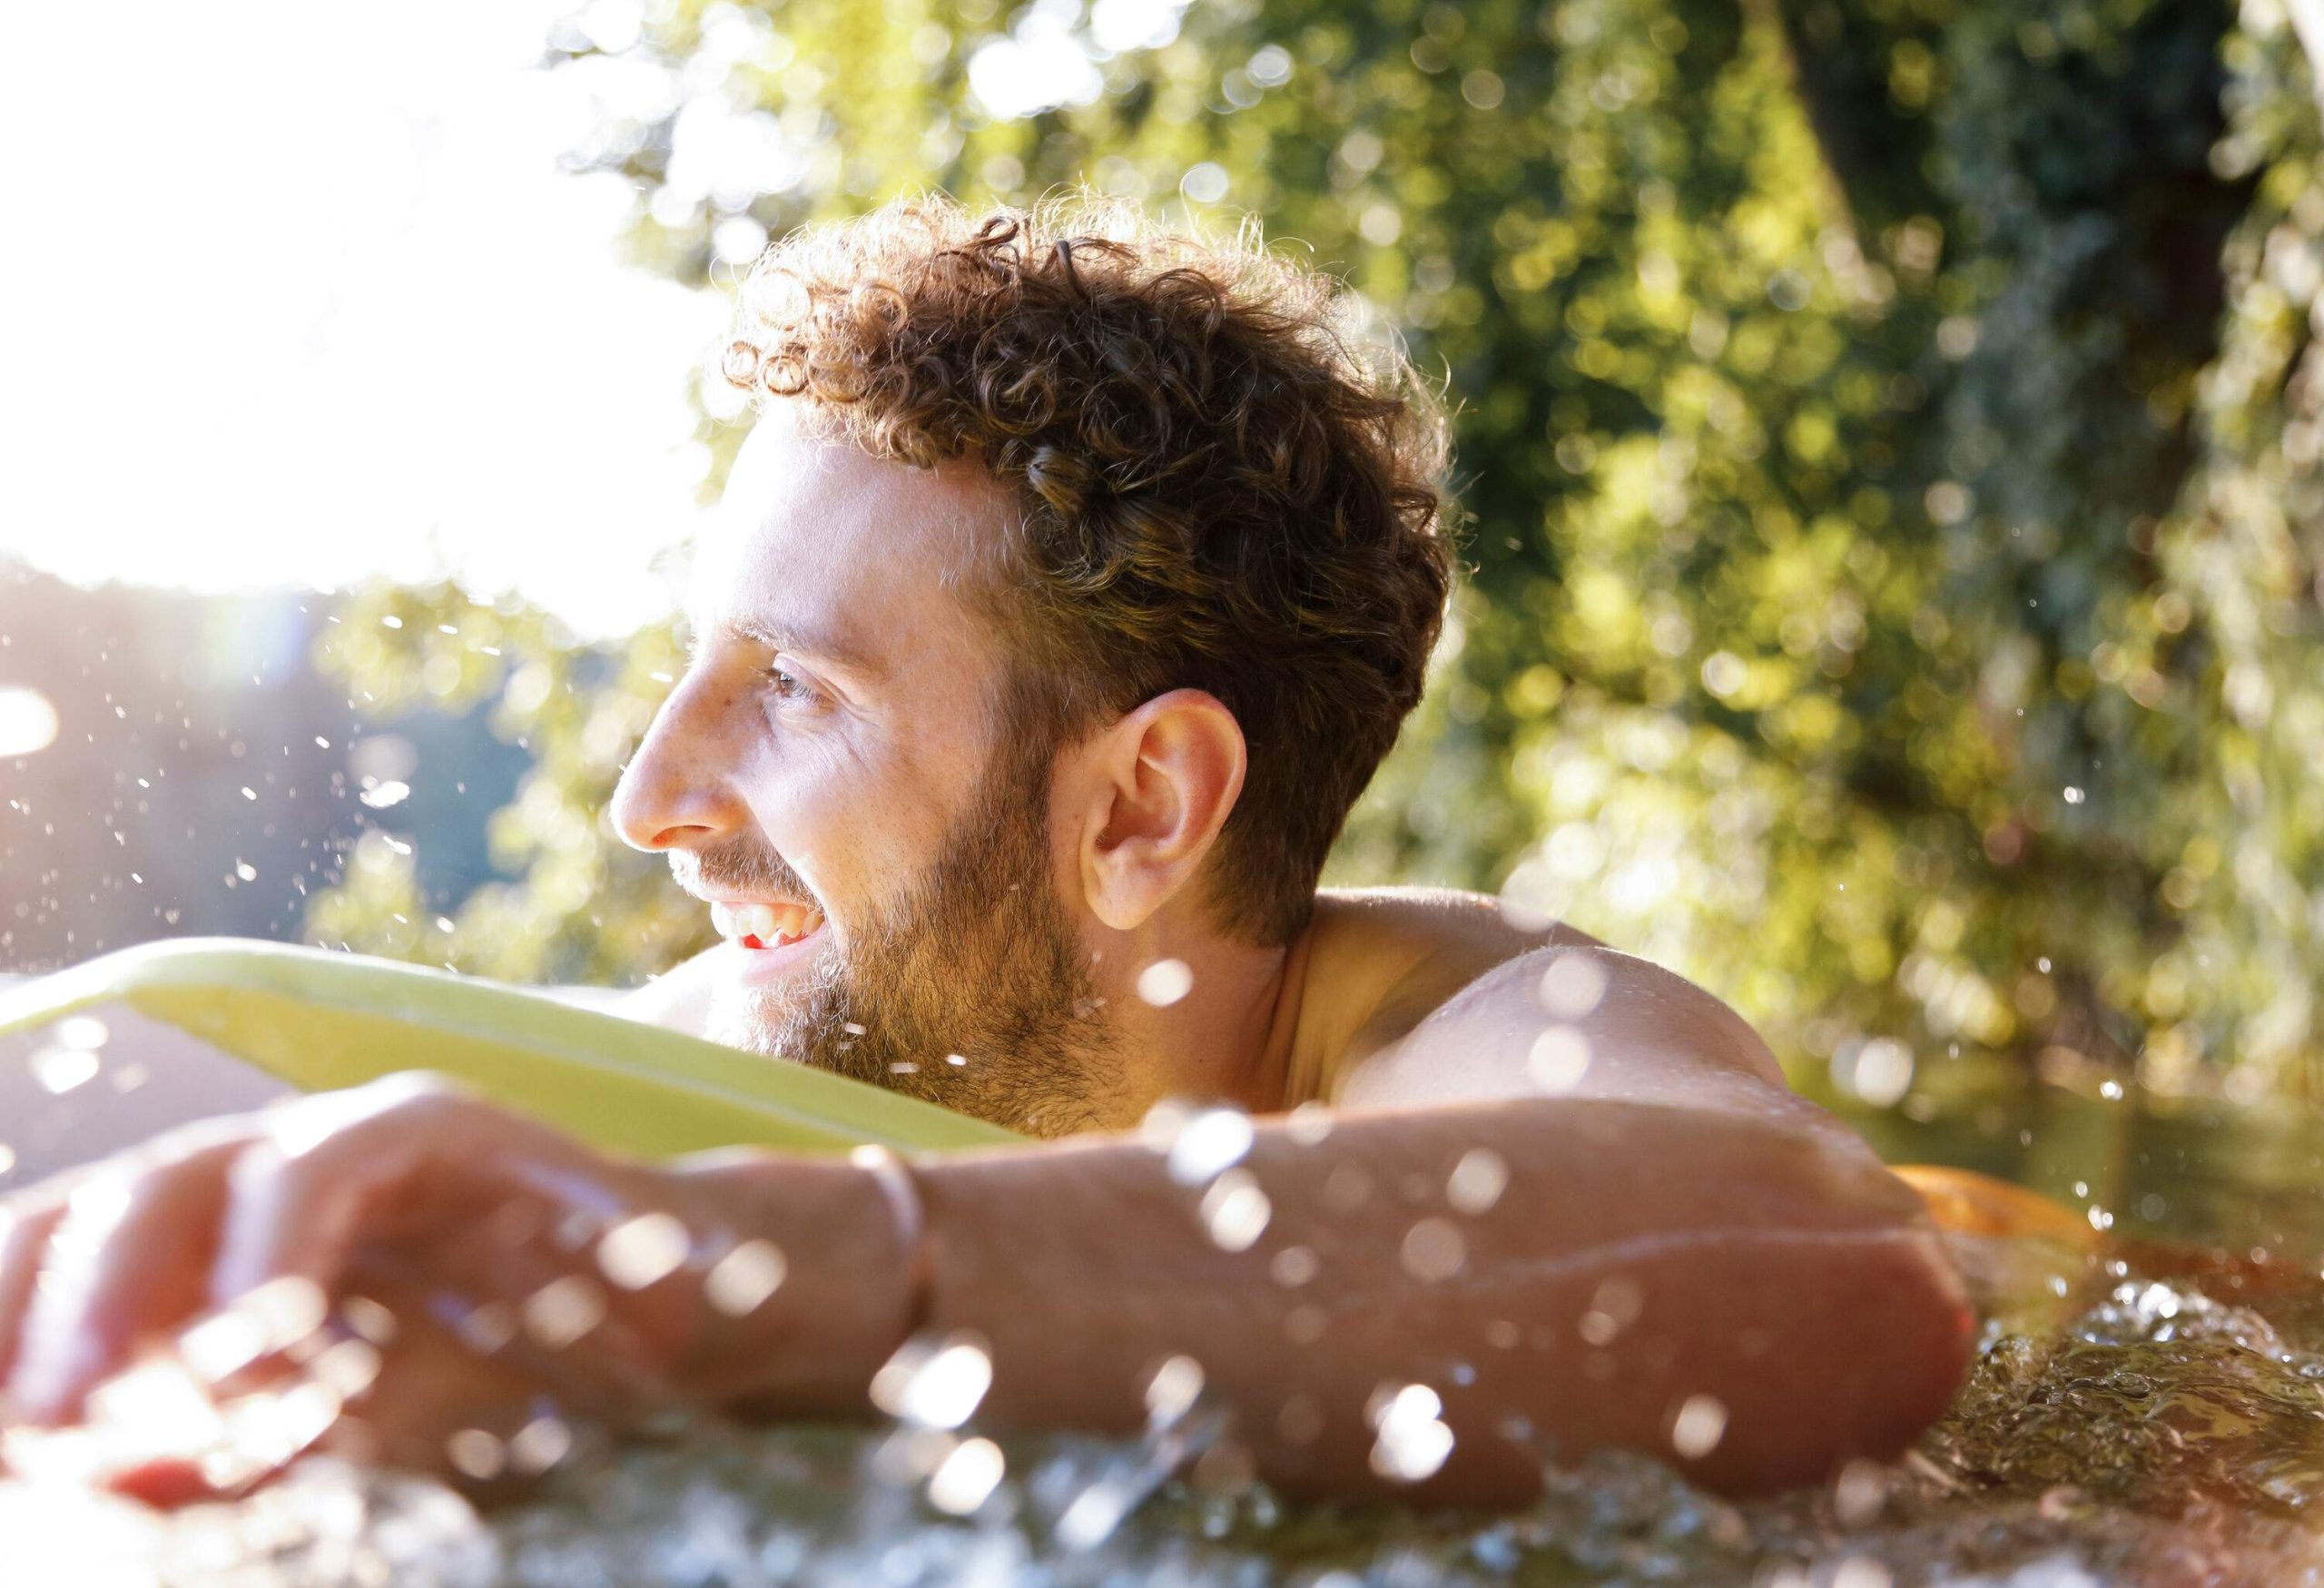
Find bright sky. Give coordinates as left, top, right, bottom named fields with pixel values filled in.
left=0, top=0, right=727, bottom=636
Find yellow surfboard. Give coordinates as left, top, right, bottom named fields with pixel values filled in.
left=0, top=938, right=1017, bottom=1183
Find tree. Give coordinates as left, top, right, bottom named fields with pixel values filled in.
left=312, top=0, right=2324, bottom=1090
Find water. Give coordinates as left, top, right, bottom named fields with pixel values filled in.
left=11, top=1086, right=2324, bottom=1586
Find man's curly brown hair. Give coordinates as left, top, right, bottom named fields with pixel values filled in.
left=719, top=192, right=1452, bottom=946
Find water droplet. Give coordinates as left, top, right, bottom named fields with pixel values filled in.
left=1284, top=1101, right=1332, bottom=1146
left=1136, top=958, right=1194, bottom=1007
left=210, top=1378, right=342, bottom=1481
left=521, top=1276, right=607, bottom=1350
left=870, top=1333, right=992, bottom=1429
left=1137, top=1097, right=1191, bottom=1149
left=1269, top=1245, right=1320, bottom=1287
left=1537, top=952, right=1610, bottom=1019
left=1579, top=1274, right=1643, bottom=1344
left=1446, top=1148, right=1509, bottom=1214
left=0, top=686, right=60, bottom=757
left=869, top=1424, right=959, bottom=1485
left=1167, top=1108, right=1254, bottom=1185
left=1832, top=1457, right=1888, bottom=1524
left=597, top=1211, right=692, bottom=1290
left=358, top=780, right=410, bottom=810
left=1831, top=1558, right=1892, bottom=1588
left=445, top=1427, right=507, bottom=1481
left=310, top=1337, right=383, bottom=1401
left=1401, top=1218, right=1466, bottom=1281
left=704, top=1239, right=787, bottom=1317
left=1367, top=1383, right=1454, bottom=1482
left=1836, top=1039, right=1914, bottom=1108
left=53, top=1016, right=107, bottom=1050
left=507, top=1415, right=574, bottom=1475
left=186, top=1276, right=330, bottom=1378
left=28, top=1045, right=98, bottom=1095
left=926, top=1435, right=1005, bottom=1514
left=1321, top=1161, right=1373, bottom=1212
left=1144, top=1355, right=1205, bottom=1425
left=1670, top=1393, right=1727, bottom=1458
left=1200, top=1169, right=1272, bottom=1251
left=1527, top=1026, right=1592, bottom=1092
left=339, top=1295, right=399, bottom=1346
left=1055, top=1480, right=1136, bottom=1551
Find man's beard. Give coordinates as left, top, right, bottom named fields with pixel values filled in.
left=689, top=747, right=1121, bottom=1138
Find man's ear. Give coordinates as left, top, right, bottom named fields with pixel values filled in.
left=1076, top=689, right=1247, bottom=932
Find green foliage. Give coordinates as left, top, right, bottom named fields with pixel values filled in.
left=309, top=0, right=2324, bottom=1085
left=308, top=585, right=711, bottom=987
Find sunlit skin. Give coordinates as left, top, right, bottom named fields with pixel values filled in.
left=0, top=413, right=1974, bottom=1508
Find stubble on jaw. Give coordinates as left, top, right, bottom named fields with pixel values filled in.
left=697, top=739, right=1127, bottom=1139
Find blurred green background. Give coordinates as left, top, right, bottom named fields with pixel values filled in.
left=11, top=0, right=2324, bottom=1100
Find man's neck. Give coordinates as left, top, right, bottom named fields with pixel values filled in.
left=1086, top=922, right=1302, bottom=1129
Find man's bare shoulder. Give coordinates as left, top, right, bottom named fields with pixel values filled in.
left=1294, top=887, right=1596, bottom=1074
left=1302, top=887, right=1787, bottom=1109
left=1309, top=885, right=1602, bottom=961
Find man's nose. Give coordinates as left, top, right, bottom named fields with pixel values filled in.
left=609, top=678, right=753, bottom=853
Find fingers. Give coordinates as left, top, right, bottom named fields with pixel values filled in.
left=5, top=1128, right=251, bottom=1422
left=310, top=1268, right=576, bottom=1486
left=208, top=1074, right=492, bottom=1306
left=0, top=1191, right=72, bottom=1392
left=0, top=1087, right=431, bottom=1426
left=0, top=1073, right=688, bottom=1471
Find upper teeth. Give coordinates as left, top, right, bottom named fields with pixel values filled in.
left=712, top=902, right=827, bottom=944
left=713, top=902, right=782, bottom=940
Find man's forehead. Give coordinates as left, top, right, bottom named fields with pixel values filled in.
left=683, top=409, right=1016, bottom=656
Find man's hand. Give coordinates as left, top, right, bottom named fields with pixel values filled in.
left=0, top=1077, right=911, bottom=1501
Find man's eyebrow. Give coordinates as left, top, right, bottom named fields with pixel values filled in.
left=704, top=610, right=887, bottom=679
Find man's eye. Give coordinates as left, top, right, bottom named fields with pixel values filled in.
left=768, top=666, right=817, bottom=703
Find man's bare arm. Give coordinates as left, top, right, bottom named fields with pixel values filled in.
left=629, top=940, right=1968, bottom=1504
left=837, top=1092, right=1973, bottom=1504
left=0, top=942, right=1971, bottom=1507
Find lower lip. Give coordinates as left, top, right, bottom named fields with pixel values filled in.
left=726, top=922, right=825, bottom=984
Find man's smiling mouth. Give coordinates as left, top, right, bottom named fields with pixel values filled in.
left=709, top=899, right=827, bottom=951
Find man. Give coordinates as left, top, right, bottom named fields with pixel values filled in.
left=0, top=196, right=1971, bottom=1508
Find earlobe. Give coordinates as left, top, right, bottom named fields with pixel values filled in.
left=1080, top=690, right=1247, bottom=932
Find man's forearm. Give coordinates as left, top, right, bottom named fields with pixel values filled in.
left=707, top=1099, right=1974, bottom=1505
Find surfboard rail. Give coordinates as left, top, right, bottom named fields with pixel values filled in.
left=0, top=938, right=1022, bottom=1160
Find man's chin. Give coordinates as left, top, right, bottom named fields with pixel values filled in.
left=703, top=962, right=838, bottom=1067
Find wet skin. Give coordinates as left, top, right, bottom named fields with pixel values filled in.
left=0, top=414, right=1974, bottom=1507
